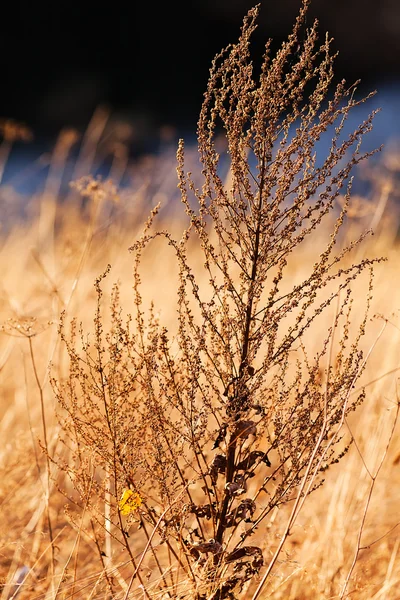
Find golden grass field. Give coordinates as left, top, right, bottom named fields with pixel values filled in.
left=0, top=107, right=400, bottom=600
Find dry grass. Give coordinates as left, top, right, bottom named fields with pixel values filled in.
left=1, top=2, right=400, bottom=599
left=0, top=140, right=400, bottom=600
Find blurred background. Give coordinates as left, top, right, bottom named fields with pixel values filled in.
left=1, top=0, right=400, bottom=192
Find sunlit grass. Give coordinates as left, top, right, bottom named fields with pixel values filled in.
left=1, top=3, right=400, bottom=598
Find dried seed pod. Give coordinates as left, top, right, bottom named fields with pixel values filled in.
left=224, top=377, right=252, bottom=416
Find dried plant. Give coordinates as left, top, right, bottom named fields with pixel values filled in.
left=52, top=2, right=385, bottom=598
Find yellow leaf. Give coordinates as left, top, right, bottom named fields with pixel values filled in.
left=118, top=489, right=143, bottom=515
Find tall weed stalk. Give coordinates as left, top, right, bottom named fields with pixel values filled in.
left=52, top=2, right=384, bottom=598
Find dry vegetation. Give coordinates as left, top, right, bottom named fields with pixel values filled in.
left=1, top=2, right=400, bottom=598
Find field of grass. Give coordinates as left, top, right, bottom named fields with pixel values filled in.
left=0, top=114, right=399, bottom=599
left=2, top=3, right=400, bottom=599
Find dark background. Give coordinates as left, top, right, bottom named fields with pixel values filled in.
left=1, top=0, right=400, bottom=154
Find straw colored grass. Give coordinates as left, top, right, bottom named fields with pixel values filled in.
left=1, top=2, right=400, bottom=598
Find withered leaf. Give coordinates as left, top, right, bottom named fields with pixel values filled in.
left=231, top=420, right=256, bottom=441
left=262, top=452, right=271, bottom=467
left=210, top=454, right=227, bottom=484
left=212, top=423, right=228, bottom=449
left=225, top=545, right=263, bottom=563
left=191, top=539, right=223, bottom=555
left=225, top=480, right=246, bottom=497
left=225, top=498, right=256, bottom=526
left=236, top=450, right=265, bottom=471
left=188, top=503, right=215, bottom=519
